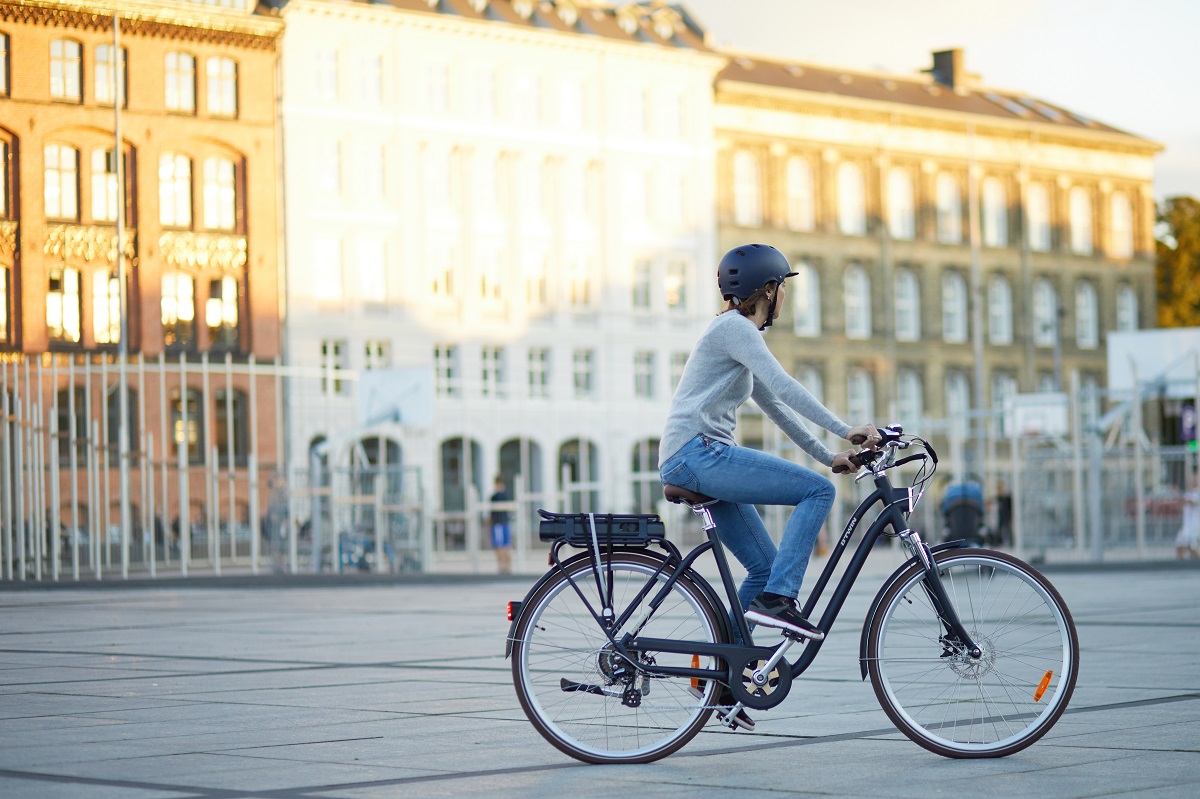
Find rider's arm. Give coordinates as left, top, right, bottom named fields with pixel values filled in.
left=751, top=380, right=838, bottom=466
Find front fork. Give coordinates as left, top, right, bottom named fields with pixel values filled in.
left=898, top=529, right=982, bottom=659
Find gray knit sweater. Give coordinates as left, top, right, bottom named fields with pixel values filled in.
left=659, top=311, right=853, bottom=468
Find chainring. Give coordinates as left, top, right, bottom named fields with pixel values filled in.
left=726, top=655, right=792, bottom=710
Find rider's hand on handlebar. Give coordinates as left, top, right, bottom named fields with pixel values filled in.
left=831, top=449, right=861, bottom=475
left=847, top=423, right=883, bottom=450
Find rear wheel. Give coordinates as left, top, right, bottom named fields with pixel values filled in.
left=511, top=552, right=725, bottom=764
left=866, top=549, right=1078, bottom=757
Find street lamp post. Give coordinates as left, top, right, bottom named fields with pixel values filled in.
left=114, top=12, right=132, bottom=579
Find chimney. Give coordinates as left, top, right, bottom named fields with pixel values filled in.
left=924, top=49, right=978, bottom=92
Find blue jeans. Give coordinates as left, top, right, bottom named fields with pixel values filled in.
left=659, top=434, right=836, bottom=615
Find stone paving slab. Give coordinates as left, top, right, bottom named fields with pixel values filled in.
left=0, top=564, right=1198, bottom=798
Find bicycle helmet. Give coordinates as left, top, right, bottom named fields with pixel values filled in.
left=717, top=244, right=797, bottom=330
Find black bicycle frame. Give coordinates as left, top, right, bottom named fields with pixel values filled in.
left=617, top=469, right=981, bottom=684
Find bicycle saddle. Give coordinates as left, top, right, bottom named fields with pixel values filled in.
left=663, top=484, right=717, bottom=506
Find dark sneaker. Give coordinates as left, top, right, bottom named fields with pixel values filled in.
left=745, top=593, right=825, bottom=641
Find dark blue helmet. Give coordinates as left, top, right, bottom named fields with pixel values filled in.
left=717, top=244, right=797, bottom=302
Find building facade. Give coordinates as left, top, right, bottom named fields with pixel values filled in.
left=278, top=0, right=724, bottom=540
left=714, top=49, right=1160, bottom=499
left=0, top=0, right=284, bottom=574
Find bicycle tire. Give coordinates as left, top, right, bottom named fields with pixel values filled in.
left=866, top=549, right=1079, bottom=758
left=512, top=551, right=725, bottom=764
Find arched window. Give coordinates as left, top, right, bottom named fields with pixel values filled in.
left=981, top=177, right=1008, bottom=247
left=887, top=167, right=914, bottom=240
left=1116, top=284, right=1139, bottom=332
left=936, top=173, right=962, bottom=244
left=732, top=150, right=761, bottom=226
left=941, top=271, right=968, bottom=343
left=894, top=267, right=920, bottom=341
left=1033, top=278, right=1058, bottom=347
left=1110, top=192, right=1133, bottom=258
left=785, top=156, right=814, bottom=231
left=945, top=371, right=970, bottom=420
left=1026, top=182, right=1051, bottom=251
left=988, top=274, right=1013, bottom=345
left=991, top=372, right=1018, bottom=436
left=843, top=263, right=871, bottom=339
left=499, top=437, right=543, bottom=499
left=846, top=368, right=874, bottom=424
left=791, top=260, right=821, bottom=337
left=837, top=161, right=866, bottom=235
left=1069, top=186, right=1093, bottom=255
left=1075, top=281, right=1099, bottom=349
left=440, top=437, right=484, bottom=512
left=159, top=153, right=192, bottom=228
left=202, top=156, right=238, bottom=231
left=896, top=369, right=923, bottom=426
left=631, top=438, right=660, bottom=514
left=559, top=438, right=600, bottom=512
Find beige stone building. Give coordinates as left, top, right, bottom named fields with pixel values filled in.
left=714, top=49, right=1160, bottom=487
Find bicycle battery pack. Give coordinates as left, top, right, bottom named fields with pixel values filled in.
left=537, top=509, right=665, bottom=548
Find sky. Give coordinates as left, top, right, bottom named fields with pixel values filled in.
left=681, top=0, right=1199, bottom=202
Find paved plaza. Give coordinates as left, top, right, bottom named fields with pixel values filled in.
left=1, top=553, right=1199, bottom=799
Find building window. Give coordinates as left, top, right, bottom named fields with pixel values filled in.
left=171, top=388, right=204, bottom=465
left=941, top=271, right=968, bottom=343
left=90, top=149, right=120, bottom=223
left=634, top=351, right=655, bottom=399
left=1116, top=284, right=1139, bottom=332
left=1033, top=278, right=1058, bottom=348
left=1069, top=186, right=1093, bottom=255
left=573, top=349, right=596, bottom=398
left=523, top=252, right=545, bottom=307
left=202, top=157, right=237, bottom=231
left=0, top=266, right=9, bottom=344
left=207, top=275, right=239, bottom=348
left=55, top=388, right=87, bottom=462
left=158, top=153, right=192, bottom=228
left=165, top=52, right=196, bottom=112
left=631, top=438, right=661, bottom=514
left=364, top=339, right=391, bottom=370
left=887, top=167, right=914, bottom=240
left=44, top=144, right=79, bottom=220
left=206, top=57, right=238, bottom=117
left=568, top=257, right=591, bottom=308
left=481, top=345, right=506, bottom=397
left=1110, top=192, right=1134, bottom=258
left=50, top=39, right=82, bottom=101
left=945, top=371, right=970, bottom=419
left=796, top=365, right=824, bottom=405
left=665, top=260, right=688, bottom=313
left=315, top=49, right=338, bottom=102
left=46, top=267, right=82, bottom=344
left=936, top=173, right=962, bottom=244
left=1026, top=182, right=1051, bottom=251
left=632, top=259, right=652, bottom=311
left=670, top=352, right=687, bottom=390
left=559, top=438, right=600, bottom=512
left=988, top=274, right=1013, bottom=345
left=434, top=344, right=461, bottom=397
left=0, top=33, right=9, bottom=97
left=356, top=239, right=386, bottom=302
left=161, top=272, right=195, bottom=349
left=92, top=271, right=120, bottom=344
left=896, top=369, right=923, bottom=426
left=528, top=347, right=550, bottom=398
left=0, top=138, right=9, bottom=219
left=837, top=161, right=866, bottom=236
left=214, top=389, right=249, bottom=468
left=94, top=44, right=127, bottom=107
left=981, top=177, right=1008, bottom=247
left=356, top=52, right=383, bottom=106
left=792, top=260, right=821, bottom=337
left=843, top=263, right=871, bottom=340
left=846, top=367, right=874, bottom=424
left=786, top=156, right=814, bottom=231
left=894, top=267, right=920, bottom=342
left=992, top=371, right=1018, bottom=436
left=1075, top=281, right=1099, bottom=349
left=321, top=339, right=349, bottom=394
left=732, top=150, right=761, bottom=227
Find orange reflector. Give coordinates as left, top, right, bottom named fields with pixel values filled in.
left=1034, top=670, right=1053, bottom=702
left=690, top=654, right=701, bottom=691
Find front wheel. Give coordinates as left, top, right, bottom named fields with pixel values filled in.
left=866, top=549, right=1079, bottom=758
left=511, top=552, right=725, bottom=764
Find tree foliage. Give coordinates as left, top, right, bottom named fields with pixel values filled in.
left=1157, top=195, right=1200, bottom=328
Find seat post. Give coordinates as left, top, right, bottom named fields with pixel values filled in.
left=691, top=504, right=716, bottom=532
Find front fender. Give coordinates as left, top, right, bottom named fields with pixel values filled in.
left=857, top=540, right=968, bottom=680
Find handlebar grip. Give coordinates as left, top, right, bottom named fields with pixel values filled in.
left=833, top=449, right=875, bottom=474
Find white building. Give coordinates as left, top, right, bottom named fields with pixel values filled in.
left=278, top=0, right=725, bottom=531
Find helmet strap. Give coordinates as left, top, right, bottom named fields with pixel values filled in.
left=760, top=291, right=779, bottom=331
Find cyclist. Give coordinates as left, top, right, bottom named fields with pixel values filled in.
left=659, top=244, right=880, bottom=643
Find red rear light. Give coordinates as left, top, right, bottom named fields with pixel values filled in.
left=507, top=601, right=522, bottom=621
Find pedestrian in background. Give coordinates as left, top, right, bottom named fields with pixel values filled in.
left=1175, top=472, right=1199, bottom=560
left=490, top=476, right=513, bottom=574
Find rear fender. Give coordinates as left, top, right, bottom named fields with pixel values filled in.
left=857, top=540, right=968, bottom=679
